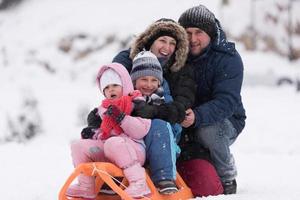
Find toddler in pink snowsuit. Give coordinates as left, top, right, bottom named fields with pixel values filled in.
left=66, top=63, right=151, bottom=199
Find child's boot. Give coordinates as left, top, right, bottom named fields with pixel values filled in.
left=123, top=163, right=151, bottom=198
left=66, top=174, right=96, bottom=199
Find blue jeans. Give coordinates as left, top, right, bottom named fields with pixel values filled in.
left=144, top=119, right=177, bottom=184
left=194, top=119, right=238, bottom=182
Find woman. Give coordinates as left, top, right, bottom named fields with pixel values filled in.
left=113, top=18, right=196, bottom=124
left=84, top=19, right=195, bottom=194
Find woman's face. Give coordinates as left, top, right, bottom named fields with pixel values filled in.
left=135, top=76, right=160, bottom=96
left=150, top=36, right=176, bottom=59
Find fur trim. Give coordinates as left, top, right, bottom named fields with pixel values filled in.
left=130, top=20, right=189, bottom=73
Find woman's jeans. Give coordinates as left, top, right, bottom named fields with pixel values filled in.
left=194, top=119, right=238, bottom=182
left=144, top=119, right=177, bottom=184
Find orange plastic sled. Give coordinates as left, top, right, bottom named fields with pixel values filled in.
left=59, top=162, right=193, bottom=200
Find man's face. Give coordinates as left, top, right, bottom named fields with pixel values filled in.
left=186, top=27, right=211, bottom=56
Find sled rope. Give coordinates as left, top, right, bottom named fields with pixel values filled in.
left=91, top=163, right=128, bottom=188
left=92, top=163, right=152, bottom=200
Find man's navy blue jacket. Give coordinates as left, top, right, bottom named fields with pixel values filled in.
left=188, top=21, right=246, bottom=134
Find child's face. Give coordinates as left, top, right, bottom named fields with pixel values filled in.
left=103, top=84, right=123, bottom=99
left=150, top=36, right=176, bottom=59
left=135, top=76, right=160, bottom=96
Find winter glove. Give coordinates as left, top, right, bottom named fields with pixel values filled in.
left=87, top=108, right=101, bottom=127
left=155, top=101, right=186, bottom=124
left=81, top=126, right=97, bottom=139
left=133, top=101, right=186, bottom=124
left=104, top=105, right=126, bottom=124
left=133, top=101, right=158, bottom=119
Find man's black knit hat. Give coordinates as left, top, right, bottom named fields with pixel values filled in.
left=178, top=5, right=217, bottom=40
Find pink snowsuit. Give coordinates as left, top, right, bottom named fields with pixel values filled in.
left=67, top=63, right=151, bottom=199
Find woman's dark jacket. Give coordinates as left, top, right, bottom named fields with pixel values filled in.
left=113, top=49, right=195, bottom=124
left=112, top=20, right=196, bottom=124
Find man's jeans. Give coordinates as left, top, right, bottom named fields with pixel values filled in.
left=194, top=119, right=238, bottom=182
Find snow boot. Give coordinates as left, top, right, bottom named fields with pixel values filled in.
left=123, top=163, right=151, bottom=198
left=222, top=179, right=237, bottom=195
left=155, top=180, right=178, bottom=194
left=66, top=174, right=96, bottom=199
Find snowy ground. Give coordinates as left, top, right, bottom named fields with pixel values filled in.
left=1, top=0, right=300, bottom=200
left=1, top=86, right=300, bottom=200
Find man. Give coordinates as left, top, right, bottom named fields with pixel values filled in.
left=178, top=5, right=246, bottom=195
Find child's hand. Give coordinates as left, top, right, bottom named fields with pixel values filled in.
left=87, top=108, right=101, bottom=127
left=81, top=126, right=97, bottom=139
left=104, top=105, right=125, bottom=124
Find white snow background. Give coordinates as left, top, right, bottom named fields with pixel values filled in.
left=1, top=0, right=300, bottom=199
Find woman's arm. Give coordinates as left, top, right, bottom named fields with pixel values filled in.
left=112, top=49, right=133, bottom=72
left=133, top=66, right=196, bottom=124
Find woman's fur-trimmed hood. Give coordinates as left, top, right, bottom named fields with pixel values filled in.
left=130, top=20, right=189, bottom=73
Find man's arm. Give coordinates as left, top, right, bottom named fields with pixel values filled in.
left=193, top=54, right=244, bottom=128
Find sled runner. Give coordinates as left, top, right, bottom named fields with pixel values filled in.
left=59, top=162, right=193, bottom=200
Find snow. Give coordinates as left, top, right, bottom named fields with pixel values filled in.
left=1, top=0, right=300, bottom=199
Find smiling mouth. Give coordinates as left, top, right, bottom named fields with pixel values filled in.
left=159, top=52, right=169, bottom=57
left=142, top=89, right=153, bottom=95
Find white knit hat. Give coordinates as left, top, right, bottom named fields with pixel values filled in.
left=100, top=69, right=122, bottom=92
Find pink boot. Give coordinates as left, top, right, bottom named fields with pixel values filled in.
left=123, top=163, right=151, bottom=198
left=66, top=174, right=96, bottom=199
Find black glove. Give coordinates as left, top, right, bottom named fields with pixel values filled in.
left=155, top=101, right=186, bottom=123
left=104, top=105, right=125, bottom=124
left=87, top=108, right=101, bottom=127
left=133, top=101, right=158, bottom=119
left=81, top=126, right=97, bottom=139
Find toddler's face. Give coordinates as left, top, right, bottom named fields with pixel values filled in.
left=103, top=84, right=122, bottom=99
left=135, top=76, right=159, bottom=96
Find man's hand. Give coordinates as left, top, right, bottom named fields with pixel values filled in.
left=181, top=108, right=195, bottom=128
